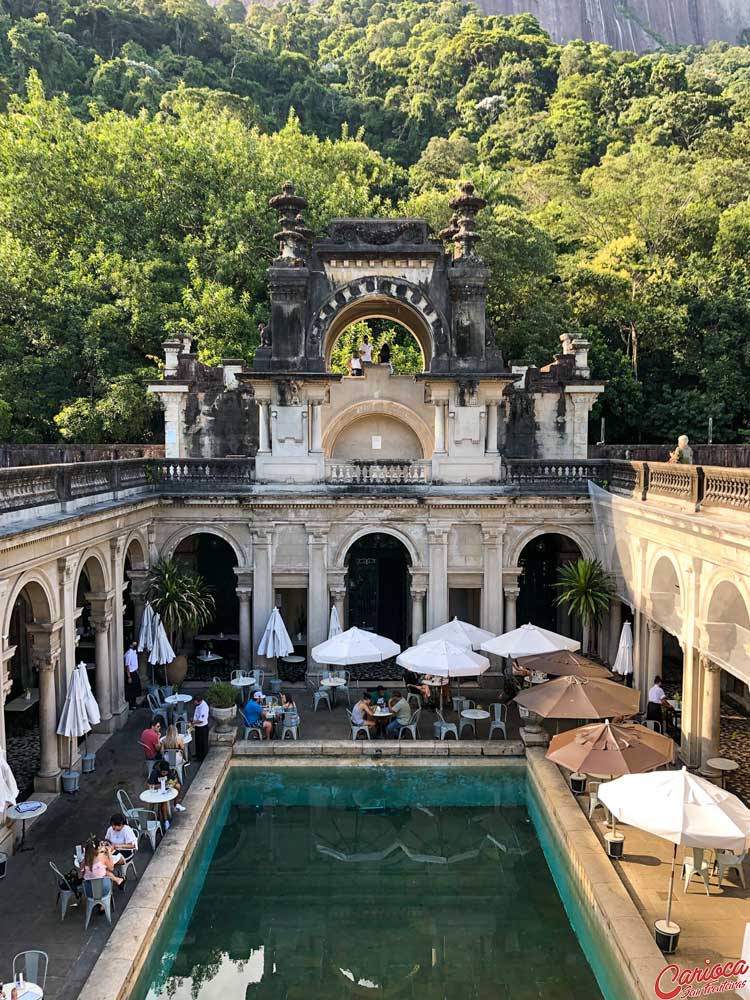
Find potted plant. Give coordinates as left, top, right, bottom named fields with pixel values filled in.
left=205, top=682, right=237, bottom=734
left=146, top=557, right=215, bottom=684
left=554, top=558, right=614, bottom=655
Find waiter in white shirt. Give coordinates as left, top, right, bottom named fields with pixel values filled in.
left=646, top=675, right=666, bottom=724
left=192, top=694, right=209, bottom=761
left=124, top=640, right=141, bottom=710
left=358, top=334, right=373, bottom=364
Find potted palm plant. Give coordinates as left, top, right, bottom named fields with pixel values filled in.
left=554, top=558, right=614, bottom=655
left=146, top=557, right=215, bottom=685
left=205, top=682, right=237, bottom=734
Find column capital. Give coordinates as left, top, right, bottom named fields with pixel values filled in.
left=234, top=567, right=253, bottom=586
left=90, top=612, right=113, bottom=633
left=503, top=585, right=520, bottom=600
left=700, top=655, right=720, bottom=673
left=426, top=524, right=449, bottom=542
left=57, top=555, right=77, bottom=583
left=410, top=587, right=428, bottom=600
left=330, top=586, right=347, bottom=599
left=127, top=568, right=149, bottom=593
left=307, top=527, right=329, bottom=543
left=481, top=525, right=506, bottom=542
left=31, top=650, right=59, bottom=673
left=251, top=527, right=274, bottom=545
left=109, top=536, right=126, bottom=560
left=646, top=619, right=662, bottom=635
left=236, top=589, right=252, bottom=604
left=409, top=571, right=429, bottom=590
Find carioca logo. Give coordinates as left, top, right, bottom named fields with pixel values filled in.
left=654, top=959, right=749, bottom=999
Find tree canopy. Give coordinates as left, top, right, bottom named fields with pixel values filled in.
left=0, top=0, right=749, bottom=443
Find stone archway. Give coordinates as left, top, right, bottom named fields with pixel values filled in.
left=345, top=532, right=412, bottom=648
left=516, top=532, right=583, bottom=638
left=322, top=400, right=434, bottom=460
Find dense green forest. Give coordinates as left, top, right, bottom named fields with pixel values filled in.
left=1, top=0, right=750, bottom=443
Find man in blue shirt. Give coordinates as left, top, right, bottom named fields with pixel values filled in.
left=243, top=691, right=273, bottom=740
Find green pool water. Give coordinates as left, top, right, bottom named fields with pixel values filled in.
left=134, top=765, right=631, bottom=1000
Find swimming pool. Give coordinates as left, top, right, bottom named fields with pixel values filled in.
left=132, top=764, right=632, bottom=999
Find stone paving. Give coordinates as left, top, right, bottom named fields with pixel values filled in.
left=720, top=706, right=750, bottom=806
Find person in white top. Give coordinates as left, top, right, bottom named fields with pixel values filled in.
left=105, top=813, right=138, bottom=863
left=348, top=351, right=363, bottom=376
left=124, top=641, right=141, bottom=710
left=646, top=675, right=666, bottom=723
left=358, top=335, right=373, bottom=363
left=192, top=695, right=209, bottom=761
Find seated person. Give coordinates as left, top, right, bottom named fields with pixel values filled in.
left=160, top=723, right=186, bottom=764
left=369, top=685, right=391, bottom=706
left=352, top=693, right=377, bottom=732
left=140, top=719, right=163, bottom=761
left=243, top=690, right=274, bottom=740
left=148, top=758, right=184, bottom=826
left=82, top=838, right=123, bottom=905
left=386, top=690, right=412, bottom=738
left=105, top=812, right=138, bottom=863
left=280, top=691, right=297, bottom=712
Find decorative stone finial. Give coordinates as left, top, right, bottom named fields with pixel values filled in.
left=449, top=181, right=486, bottom=260
left=269, top=182, right=309, bottom=264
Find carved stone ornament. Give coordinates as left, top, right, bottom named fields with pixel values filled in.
left=326, top=220, right=428, bottom=246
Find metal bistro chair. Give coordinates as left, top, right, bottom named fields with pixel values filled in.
left=117, top=788, right=138, bottom=822
left=83, top=879, right=116, bottom=929
left=146, top=693, right=169, bottom=728
left=587, top=781, right=610, bottom=822
left=230, top=669, right=249, bottom=681
left=163, top=747, right=187, bottom=784
left=160, top=685, right=174, bottom=700
left=683, top=847, right=712, bottom=895
left=131, top=808, right=163, bottom=852
left=407, top=692, right=421, bottom=713
left=239, top=706, right=263, bottom=741
left=13, top=951, right=48, bottom=991
left=715, top=849, right=747, bottom=889
left=138, top=742, right=155, bottom=779
left=334, top=670, right=352, bottom=706
left=458, top=700, right=477, bottom=739
left=433, top=709, right=458, bottom=741
left=488, top=703, right=508, bottom=741
left=281, top=709, right=300, bottom=741
left=313, top=684, right=332, bottom=712
left=398, top=708, right=421, bottom=741
left=347, top=708, right=371, bottom=741
left=49, top=862, right=77, bottom=921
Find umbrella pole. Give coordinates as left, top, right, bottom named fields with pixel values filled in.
left=665, top=843, right=678, bottom=927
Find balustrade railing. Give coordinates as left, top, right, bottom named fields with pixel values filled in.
left=326, top=460, right=431, bottom=485
left=154, top=458, right=255, bottom=489
left=505, top=459, right=608, bottom=486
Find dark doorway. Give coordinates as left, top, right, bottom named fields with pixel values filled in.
left=174, top=534, right=239, bottom=635
left=517, top=533, right=582, bottom=637
left=346, top=533, right=410, bottom=646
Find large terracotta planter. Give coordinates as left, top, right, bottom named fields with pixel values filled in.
left=210, top=705, right=236, bottom=735
left=165, top=654, right=188, bottom=686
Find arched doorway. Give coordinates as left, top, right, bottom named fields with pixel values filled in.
left=329, top=318, right=425, bottom=375
left=174, top=534, right=239, bottom=668
left=517, top=533, right=582, bottom=638
left=346, top=533, right=410, bottom=647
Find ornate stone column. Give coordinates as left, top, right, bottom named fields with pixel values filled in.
left=433, top=403, right=446, bottom=454
left=679, top=642, right=701, bottom=767
left=485, top=403, right=499, bottom=455
left=409, top=571, right=428, bottom=644
left=699, top=656, right=722, bottom=774
left=503, top=586, right=520, bottom=633
left=110, top=537, right=128, bottom=725
left=426, top=526, right=449, bottom=630
left=258, top=402, right=271, bottom=453
left=646, top=620, right=663, bottom=684
left=310, top=403, right=323, bottom=453
left=481, top=526, right=504, bottom=636
left=127, top=569, right=149, bottom=638
left=252, top=528, right=274, bottom=668
left=234, top=569, right=253, bottom=671
left=89, top=602, right=114, bottom=731
left=307, top=528, right=329, bottom=660
left=27, top=624, right=63, bottom=791
left=607, top=599, right=622, bottom=666
left=58, top=556, right=78, bottom=683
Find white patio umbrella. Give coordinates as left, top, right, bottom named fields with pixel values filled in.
left=599, top=768, right=750, bottom=937
left=612, top=621, right=634, bottom=677
left=312, top=627, right=400, bottom=683
left=0, top=748, right=18, bottom=811
left=481, top=623, right=580, bottom=659
left=257, top=606, right=294, bottom=659
left=137, top=601, right=156, bottom=653
left=148, top=614, right=176, bottom=685
left=417, top=617, right=495, bottom=651
left=397, top=639, right=490, bottom=708
left=57, top=663, right=101, bottom=769
left=328, top=605, right=342, bottom=640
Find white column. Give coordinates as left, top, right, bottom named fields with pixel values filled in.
left=110, top=538, right=127, bottom=724
left=434, top=403, right=446, bottom=454
left=699, top=656, right=722, bottom=773
left=307, top=529, right=329, bottom=659
left=426, top=527, right=449, bottom=629
left=310, top=403, right=322, bottom=453
left=607, top=599, right=622, bottom=666
left=32, top=644, right=61, bottom=791
left=252, top=528, right=274, bottom=668
left=58, top=556, right=78, bottom=684
left=91, top=610, right=114, bottom=730
left=503, top=586, right=519, bottom=633
left=258, top=402, right=270, bottom=453
left=485, top=403, right=498, bottom=454
left=238, top=590, right=252, bottom=669
left=680, top=643, right=701, bottom=766
left=410, top=587, right=426, bottom=643
left=481, top=527, right=504, bottom=635
left=646, top=620, right=662, bottom=685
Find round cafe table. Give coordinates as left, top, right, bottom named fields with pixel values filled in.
left=321, top=675, right=345, bottom=706
left=461, top=708, right=490, bottom=737
left=230, top=676, right=255, bottom=699
left=6, top=801, right=47, bottom=853
left=705, top=757, right=739, bottom=789
left=140, top=786, right=178, bottom=820
left=164, top=694, right=192, bottom=706
left=2, top=982, right=43, bottom=998
left=372, top=707, right=392, bottom=736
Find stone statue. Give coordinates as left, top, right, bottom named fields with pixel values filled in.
left=258, top=321, right=271, bottom=348
left=279, top=380, right=301, bottom=406
left=560, top=332, right=575, bottom=355
left=668, top=434, right=694, bottom=464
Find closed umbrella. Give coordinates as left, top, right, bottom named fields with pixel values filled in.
left=612, top=622, right=634, bottom=677
left=546, top=720, right=675, bottom=776
left=514, top=675, right=640, bottom=720
left=481, top=623, right=580, bottom=659
left=397, top=640, right=490, bottom=708
left=0, top=748, right=18, bottom=811
left=148, top=615, right=176, bottom=686
left=137, top=601, right=156, bottom=653
left=598, top=769, right=750, bottom=943
left=258, top=607, right=295, bottom=659
left=57, top=663, right=101, bottom=770
left=328, top=605, right=342, bottom=640
left=516, top=650, right=611, bottom=680
left=417, top=617, right=495, bottom=651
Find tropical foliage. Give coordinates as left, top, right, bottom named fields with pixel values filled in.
left=204, top=682, right=237, bottom=709
left=554, top=558, right=614, bottom=653
left=145, top=556, right=215, bottom=644
left=1, top=0, right=750, bottom=443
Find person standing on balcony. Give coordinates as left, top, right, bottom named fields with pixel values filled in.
left=358, top=334, right=373, bottom=364
left=124, top=641, right=141, bottom=710
left=347, top=351, right=363, bottom=376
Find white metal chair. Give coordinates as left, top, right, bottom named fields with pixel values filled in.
left=347, top=709, right=371, bottom=741
left=146, top=693, right=169, bottom=728
left=13, top=951, right=48, bottom=991
left=131, top=808, right=163, bottom=852
left=714, top=849, right=747, bottom=889
left=645, top=719, right=663, bottom=734
left=281, top=710, right=300, bottom=740
left=251, top=669, right=264, bottom=690
left=488, top=703, right=508, bottom=740
left=452, top=696, right=469, bottom=714
left=84, top=878, right=116, bottom=929
left=683, top=847, right=711, bottom=895
left=116, top=788, right=138, bottom=821
left=313, top=687, right=331, bottom=712
left=163, top=747, right=187, bottom=784
left=231, top=669, right=249, bottom=681
left=335, top=670, right=352, bottom=706
left=50, top=862, right=77, bottom=921
left=587, top=781, right=609, bottom=821
left=239, top=707, right=263, bottom=740
left=398, top=708, right=421, bottom=741
left=433, top=709, right=457, bottom=741
left=458, top=700, right=477, bottom=738
left=407, top=692, right=421, bottom=712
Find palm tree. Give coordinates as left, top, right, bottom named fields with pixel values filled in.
left=554, top=558, right=614, bottom=654
left=145, top=556, right=215, bottom=648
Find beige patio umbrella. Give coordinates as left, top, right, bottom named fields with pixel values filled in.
left=514, top=675, right=640, bottom=720
left=515, top=650, right=611, bottom=680
left=546, top=720, right=675, bottom=776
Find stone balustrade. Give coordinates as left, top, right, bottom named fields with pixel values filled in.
left=326, top=460, right=431, bottom=485
left=609, top=460, right=750, bottom=513
left=505, top=459, right=608, bottom=487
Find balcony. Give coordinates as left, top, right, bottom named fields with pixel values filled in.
left=325, top=460, right=432, bottom=486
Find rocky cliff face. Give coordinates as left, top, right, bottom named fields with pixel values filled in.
left=480, top=0, right=749, bottom=50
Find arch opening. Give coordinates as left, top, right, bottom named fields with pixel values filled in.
left=323, top=295, right=434, bottom=373
left=517, top=533, right=582, bottom=639
left=704, top=579, right=750, bottom=687
left=329, top=316, right=425, bottom=375
left=174, top=533, right=239, bottom=640
left=345, top=532, right=411, bottom=648
left=649, top=556, right=683, bottom=637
